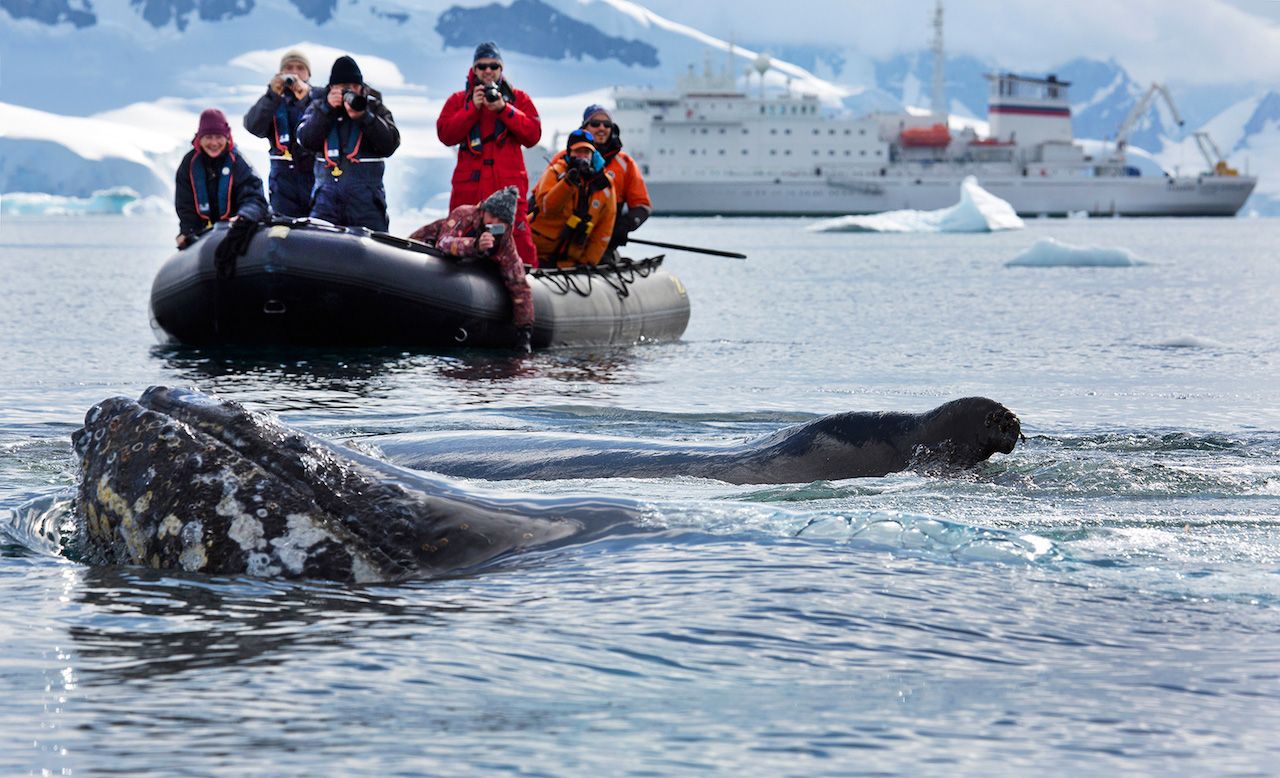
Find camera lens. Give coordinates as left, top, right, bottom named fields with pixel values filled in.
left=343, top=91, right=368, bottom=111
left=283, top=75, right=297, bottom=87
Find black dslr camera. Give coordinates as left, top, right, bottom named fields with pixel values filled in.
left=343, top=90, right=368, bottom=112
left=282, top=74, right=297, bottom=88
left=482, top=83, right=502, bottom=103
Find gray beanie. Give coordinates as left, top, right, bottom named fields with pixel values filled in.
left=480, top=186, right=518, bottom=223
left=473, top=41, right=502, bottom=63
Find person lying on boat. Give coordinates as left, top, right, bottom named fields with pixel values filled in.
left=407, top=186, right=535, bottom=353
left=174, top=108, right=267, bottom=249
left=296, top=55, right=400, bottom=232
left=242, top=48, right=316, bottom=219
left=529, top=130, right=617, bottom=268
left=436, top=41, right=542, bottom=266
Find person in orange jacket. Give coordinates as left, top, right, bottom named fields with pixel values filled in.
left=436, top=41, right=541, bottom=265
left=529, top=129, right=617, bottom=268
left=579, top=104, right=651, bottom=253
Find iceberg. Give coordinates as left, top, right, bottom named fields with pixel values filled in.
left=807, top=176, right=1024, bottom=233
left=1006, top=237, right=1145, bottom=268
left=0, top=187, right=165, bottom=216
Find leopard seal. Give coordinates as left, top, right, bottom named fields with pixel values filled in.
left=371, top=397, right=1022, bottom=484
left=70, top=386, right=640, bottom=583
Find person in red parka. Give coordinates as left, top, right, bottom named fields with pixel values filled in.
left=436, top=41, right=541, bottom=265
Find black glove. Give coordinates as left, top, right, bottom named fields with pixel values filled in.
left=564, top=166, right=582, bottom=185
left=515, top=325, right=533, bottom=354
left=214, top=218, right=259, bottom=279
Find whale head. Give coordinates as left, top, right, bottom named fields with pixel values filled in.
left=70, top=386, right=583, bottom=582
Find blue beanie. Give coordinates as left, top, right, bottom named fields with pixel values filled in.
left=582, top=104, right=612, bottom=124
left=473, top=41, right=502, bottom=63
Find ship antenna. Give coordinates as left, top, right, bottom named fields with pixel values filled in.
left=931, top=0, right=947, bottom=122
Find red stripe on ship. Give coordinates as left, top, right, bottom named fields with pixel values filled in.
left=989, top=104, right=1072, bottom=117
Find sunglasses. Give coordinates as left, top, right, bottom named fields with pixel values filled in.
left=586, top=120, right=614, bottom=129
left=474, top=62, right=502, bottom=71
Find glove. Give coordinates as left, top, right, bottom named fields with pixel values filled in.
left=214, top=218, right=259, bottom=279
left=564, top=166, right=582, bottom=185
left=515, top=325, right=533, bottom=354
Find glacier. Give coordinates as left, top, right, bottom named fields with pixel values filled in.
left=807, top=176, right=1024, bottom=234
left=0, top=187, right=168, bottom=216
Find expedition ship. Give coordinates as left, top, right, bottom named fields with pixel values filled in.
left=608, top=8, right=1256, bottom=217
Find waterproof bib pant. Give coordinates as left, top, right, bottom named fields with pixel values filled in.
left=269, top=158, right=316, bottom=219
left=309, top=160, right=388, bottom=232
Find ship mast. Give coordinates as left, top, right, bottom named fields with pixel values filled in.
left=931, top=0, right=947, bottom=122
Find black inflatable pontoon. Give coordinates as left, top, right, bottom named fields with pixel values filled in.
left=149, top=221, right=691, bottom=349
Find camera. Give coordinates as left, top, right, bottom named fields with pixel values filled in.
left=482, top=84, right=502, bottom=103
left=343, top=90, right=368, bottom=112
left=484, top=223, right=507, bottom=237
left=282, top=74, right=297, bottom=88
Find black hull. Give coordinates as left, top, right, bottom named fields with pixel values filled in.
left=149, top=222, right=691, bottom=349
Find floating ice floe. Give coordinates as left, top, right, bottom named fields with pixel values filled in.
left=807, top=175, right=1024, bottom=233
left=0, top=187, right=168, bottom=217
left=1006, top=237, right=1145, bottom=267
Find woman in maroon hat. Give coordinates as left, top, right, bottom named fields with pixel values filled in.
left=174, top=108, right=267, bottom=248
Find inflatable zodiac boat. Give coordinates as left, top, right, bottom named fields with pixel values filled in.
left=149, top=220, right=691, bottom=349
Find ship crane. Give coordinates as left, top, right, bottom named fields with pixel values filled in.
left=1116, top=83, right=1237, bottom=175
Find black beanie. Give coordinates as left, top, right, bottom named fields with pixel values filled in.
left=328, top=55, right=363, bottom=86
left=480, top=186, right=518, bottom=224
left=473, top=41, right=502, bottom=62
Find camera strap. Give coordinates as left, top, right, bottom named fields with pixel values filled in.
left=271, top=97, right=295, bottom=159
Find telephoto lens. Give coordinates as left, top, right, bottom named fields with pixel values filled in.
left=343, top=91, right=368, bottom=112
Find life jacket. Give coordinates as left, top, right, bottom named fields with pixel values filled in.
left=323, top=119, right=363, bottom=178
left=188, top=146, right=237, bottom=227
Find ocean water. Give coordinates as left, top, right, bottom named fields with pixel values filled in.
left=2, top=213, right=1278, bottom=775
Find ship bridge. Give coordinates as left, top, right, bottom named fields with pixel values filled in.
left=985, top=73, right=1073, bottom=147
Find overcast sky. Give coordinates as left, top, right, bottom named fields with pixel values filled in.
left=619, top=0, right=1280, bottom=86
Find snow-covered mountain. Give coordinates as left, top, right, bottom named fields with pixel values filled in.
left=2, top=0, right=1275, bottom=214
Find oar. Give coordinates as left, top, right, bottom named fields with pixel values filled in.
left=625, top=238, right=747, bottom=259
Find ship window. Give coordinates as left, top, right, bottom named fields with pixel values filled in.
left=690, top=128, right=695, bottom=134
left=701, top=128, right=708, bottom=134
left=784, top=149, right=791, bottom=155
left=742, top=128, right=748, bottom=134
left=719, top=149, right=726, bottom=155
left=770, top=128, right=776, bottom=135
left=719, top=128, right=725, bottom=134
left=790, top=106, right=796, bottom=114
left=829, top=150, right=835, bottom=156
left=875, top=150, right=881, bottom=155
left=759, top=106, right=764, bottom=114
left=770, top=149, right=777, bottom=155
left=812, top=150, right=819, bottom=156
left=690, top=149, right=696, bottom=155
left=741, top=149, right=748, bottom=155
left=784, top=129, right=791, bottom=135
left=860, top=150, right=866, bottom=156
left=829, top=129, right=835, bottom=135
left=844, top=150, right=851, bottom=156
left=860, top=129, right=866, bottom=135
left=659, top=128, right=666, bottom=134
left=844, top=129, right=851, bottom=135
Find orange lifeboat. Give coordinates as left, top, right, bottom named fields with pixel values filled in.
left=899, top=123, right=951, bottom=147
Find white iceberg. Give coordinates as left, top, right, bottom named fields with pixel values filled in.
left=0, top=187, right=159, bottom=216
left=1006, top=237, right=1145, bottom=268
left=808, top=176, right=1024, bottom=233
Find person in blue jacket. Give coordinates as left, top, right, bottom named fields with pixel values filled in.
left=296, top=55, right=400, bottom=231
left=242, top=48, right=316, bottom=218
left=174, top=108, right=267, bottom=248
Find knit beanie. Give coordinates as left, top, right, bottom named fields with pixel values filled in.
left=195, top=108, right=232, bottom=140
left=473, top=41, right=502, bottom=63
left=328, top=55, right=363, bottom=87
left=279, top=49, right=311, bottom=75
left=479, top=186, right=519, bottom=224
left=582, top=104, right=612, bottom=124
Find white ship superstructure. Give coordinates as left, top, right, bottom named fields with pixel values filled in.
left=609, top=12, right=1256, bottom=217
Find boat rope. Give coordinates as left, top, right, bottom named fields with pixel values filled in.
left=532, top=256, right=663, bottom=300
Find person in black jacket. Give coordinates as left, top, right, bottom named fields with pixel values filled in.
left=296, top=55, right=400, bottom=231
left=174, top=108, right=267, bottom=248
left=242, top=48, right=316, bottom=218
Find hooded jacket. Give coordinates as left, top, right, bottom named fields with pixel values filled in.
left=174, top=141, right=267, bottom=237
left=437, top=69, right=541, bottom=208
left=529, top=157, right=617, bottom=267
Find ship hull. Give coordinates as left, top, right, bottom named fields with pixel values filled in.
left=648, top=174, right=1257, bottom=217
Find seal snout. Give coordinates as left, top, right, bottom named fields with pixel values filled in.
left=984, top=405, right=1022, bottom=454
